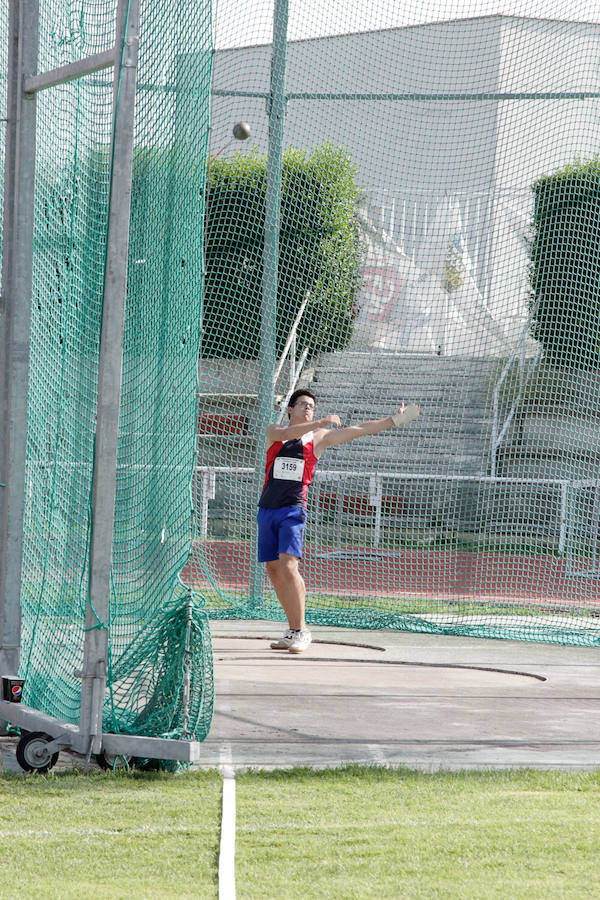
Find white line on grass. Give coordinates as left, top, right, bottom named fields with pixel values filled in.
left=0, top=824, right=219, bottom=838
left=219, top=744, right=236, bottom=900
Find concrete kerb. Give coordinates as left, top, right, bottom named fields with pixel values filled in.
left=2, top=621, right=600, bottom=774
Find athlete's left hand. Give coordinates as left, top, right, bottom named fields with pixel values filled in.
left=319, top=414, right=341, bottom=428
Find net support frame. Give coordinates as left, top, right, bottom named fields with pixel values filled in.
left=0, top=0, right=139, bottom=752
left=0, top=0, right=207, bottom=763
left=77, top=0, right=141, bottom=758
left=248, top=0, right=289, bottom=603
left=0, top=0, right=40, bottom=691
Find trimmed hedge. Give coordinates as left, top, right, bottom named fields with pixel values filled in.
left=530, top=158, right=600, bottom=369
left=202, top=143, right=362, bottom=359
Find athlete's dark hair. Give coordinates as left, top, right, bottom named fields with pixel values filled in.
left=287, top=388, right=317, bottom=420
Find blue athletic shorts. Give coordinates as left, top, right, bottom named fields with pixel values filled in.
left=257, top=505, right=306, bottom=562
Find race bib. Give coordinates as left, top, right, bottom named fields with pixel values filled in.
left=273, top=457, right=305, bottom=482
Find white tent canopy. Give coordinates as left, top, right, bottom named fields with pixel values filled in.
left=353, top=197, right=536, bottom=356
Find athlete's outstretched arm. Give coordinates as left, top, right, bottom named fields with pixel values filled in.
left=267, top=414, right=341, bottom=446
left=313, top=404, right=419, bottom=456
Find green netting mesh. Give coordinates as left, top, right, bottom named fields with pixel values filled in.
left=8, top=0, right=214, bottom=740
left=4, top=1, right=600, bottom=755
left=183, top=0, right=600, bottom=647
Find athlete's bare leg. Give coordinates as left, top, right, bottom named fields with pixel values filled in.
left=265, top=552, right=306, bottom=630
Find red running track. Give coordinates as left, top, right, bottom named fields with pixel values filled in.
left=181, top=541, right=600, bottom=607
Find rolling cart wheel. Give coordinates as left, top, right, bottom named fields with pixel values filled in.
left=16, top=731, right=59, bottom=774
left=95, top=751, right=134, bottom=771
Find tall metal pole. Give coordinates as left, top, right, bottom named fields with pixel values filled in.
left=0, top=0, right=39, bottom=685
left=249, top=0, right=288, bottom=605
left=78, top=0, right=140, bottom=756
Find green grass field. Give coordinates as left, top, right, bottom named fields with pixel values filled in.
left=236, top=767, right=600, bottom=899
left=1, top=766, right=599, bottom=899
left=0, top=769, right=222, bottom=899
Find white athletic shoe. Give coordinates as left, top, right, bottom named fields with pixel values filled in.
left=288, top=629, right=312, bottom=653
left=392, top=403, right=420, bottom=426
left=270, top=629, right=295, bottom=650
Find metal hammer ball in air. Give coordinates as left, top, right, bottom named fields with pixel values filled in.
left=232, top=121, right=251, bottom=140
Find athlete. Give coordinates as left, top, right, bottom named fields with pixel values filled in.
left=257, top=388, right=420, bottom=653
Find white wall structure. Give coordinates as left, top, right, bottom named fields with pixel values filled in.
left=210, top=15, right=600, bottom=355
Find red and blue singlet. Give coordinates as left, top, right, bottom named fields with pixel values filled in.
left=259, top=431, right=318, bottom=509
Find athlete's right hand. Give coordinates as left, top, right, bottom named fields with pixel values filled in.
left=319, top=414, right=341, bottom=428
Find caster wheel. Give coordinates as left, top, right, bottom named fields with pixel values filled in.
left=16, top=731, right=59, bottom=774
left=95, top=751, right=134, bottom=771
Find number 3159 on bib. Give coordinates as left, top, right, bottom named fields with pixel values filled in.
left=273, top=457, right=305, bottom=482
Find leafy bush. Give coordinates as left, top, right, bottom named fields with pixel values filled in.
left=202, top=143, right=363, bottom=359
left=530, top=158, right=600, bottom=369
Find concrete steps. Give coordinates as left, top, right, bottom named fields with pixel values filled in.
left=194, top=353, right=500, bottom=479
left=194, top=351, right=527, bottom=541
left=311, top=351, right=496, bottom=478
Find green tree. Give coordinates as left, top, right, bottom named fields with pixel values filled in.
left=202, top=143, right=363, bottom=359
left=530, top=158, right=600, bottom=369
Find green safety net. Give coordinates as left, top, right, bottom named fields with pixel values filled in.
left=2, top=0, right=214, bottom=741
left=184, top=0, right=600, bottom=647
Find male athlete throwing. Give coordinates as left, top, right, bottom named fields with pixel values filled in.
left=257, top=388, right=420, bottom=653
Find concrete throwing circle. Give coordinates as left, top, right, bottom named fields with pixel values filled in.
left=212, top=637, right=546, bottom=691
left=206, top=633, right=573, bottom=770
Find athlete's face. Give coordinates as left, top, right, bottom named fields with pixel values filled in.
left=289, top=396, right=315, bottom=424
